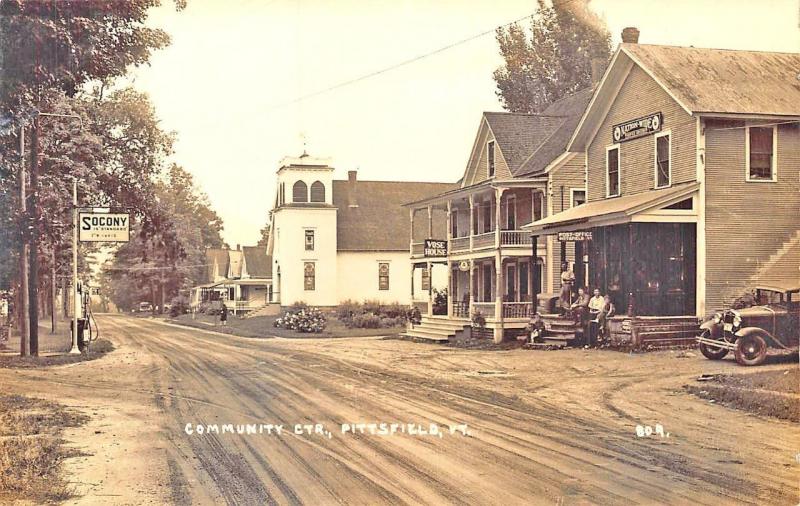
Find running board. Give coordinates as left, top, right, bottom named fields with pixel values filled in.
left=696, top=336, right=736, bottom=351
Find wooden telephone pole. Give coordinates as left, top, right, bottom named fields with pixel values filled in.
left=28, top=117, right=40, bottom=356
left=18, top=126, right=29, bottom=356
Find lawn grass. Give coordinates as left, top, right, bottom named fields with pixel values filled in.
left=0, top=395, right=88, bottom=503
left=686, top=368, right=800, bottom=422
left=169, top=313, right=405, bottom=339
left=0, top=338, right=114, bottom=369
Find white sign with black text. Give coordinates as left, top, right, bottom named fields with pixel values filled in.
left=79, top=212, right=130, bottom=242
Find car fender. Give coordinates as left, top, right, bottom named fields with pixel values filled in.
left=699, top=320, right=722, bottom=338
left=734, top=327, right=779, bottom=348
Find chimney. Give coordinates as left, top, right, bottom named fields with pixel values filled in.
left=621, top=27, right=640, bottom=44
left=348, top=170, right=358, bottom=208
left=590, top=57, right=605, bottom=85
left=236, top=244, right=241, bottom=251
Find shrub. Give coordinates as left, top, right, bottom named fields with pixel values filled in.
left=336, top=300, right=409, bottom=328
left=274, top=307, right=326, bottom=333
left=336, top=299, right=361, bottom=320
left=349, top=313, right=382, bottom=329
left=289, top=301, right=309, bottom=312
left=472, top=310, right=486, bottom=329
left=169, top=296, right=190, bottom=317
left=432, top=288, right=448, bottom=315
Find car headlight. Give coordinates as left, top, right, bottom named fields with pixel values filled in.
left=733, top=311, right=742, bottom=328
left=712, top=312, right=722, bottom=324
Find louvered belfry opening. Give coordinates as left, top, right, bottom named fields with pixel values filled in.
left=310, top=181, right=325, bottom=202
left=292, top=180, right=308, bottom=202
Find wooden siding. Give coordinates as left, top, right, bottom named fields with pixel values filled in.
left=704, top=120, right=800, bottom=312
left=465, top=121, right=512, bottom=185
left=549, top=156, right=586, bottom=291
left=586, top=66, right=696, bottom=202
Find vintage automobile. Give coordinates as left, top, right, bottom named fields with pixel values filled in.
left=696, top=284, right=799, bottom=366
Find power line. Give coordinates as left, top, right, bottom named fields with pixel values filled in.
left=263, top=11, right=539, bottom=112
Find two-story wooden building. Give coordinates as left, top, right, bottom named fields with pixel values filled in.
left=526, top=35, right=800, bottom=347
left=404, top=87, right=593, bottom=342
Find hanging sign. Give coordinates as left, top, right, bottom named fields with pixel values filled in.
left=423, top=239, right=447, bottom=257
left=612, top=112, right=662, bottom=143
left=78, top=212, right=130, bottom=242
left=558, top=231, right=593, bottom=242
left=458, top=260, right=470, bottom=272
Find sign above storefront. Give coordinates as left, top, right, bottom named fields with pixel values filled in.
left=558, top=231, right=593, bottom=242
left=423, top=239, right=447, bottom=257
left=79, top=212, right=130, bottom=242
left=612, top=112, right=662, bottom=143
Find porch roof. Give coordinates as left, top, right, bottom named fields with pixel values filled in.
left=217, top=278, right=271, bottom=286
left=524, top=182, right=699, bottom=235
left=403, top=177, right=547, bottom=209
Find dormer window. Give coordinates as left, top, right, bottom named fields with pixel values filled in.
left=487, top=140, right=496, bottom=177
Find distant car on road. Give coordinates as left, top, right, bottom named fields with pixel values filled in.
left=697, top=284, right=799, bottom=366
left=137, top=301, right=153, bottom=313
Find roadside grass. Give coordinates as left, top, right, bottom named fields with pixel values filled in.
left=685, top=367, right=800, bottom=422
left=168, top=313, right=405, bottom=339
left=0, top=395, right=88, bottom=503
left=0, top=338, right=114, bottom=369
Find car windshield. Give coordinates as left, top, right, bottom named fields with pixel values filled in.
left=757, top=290, right=785, bottom=306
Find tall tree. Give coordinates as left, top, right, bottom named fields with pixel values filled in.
left=493, top=0, right=611, bottom=113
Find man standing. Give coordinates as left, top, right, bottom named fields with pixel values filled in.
left=220, top=303, right=229, bottom=327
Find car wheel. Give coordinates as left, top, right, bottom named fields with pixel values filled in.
left=734, top=333, right=767, bottom=366
left=698, top=330, right=729, bottom=360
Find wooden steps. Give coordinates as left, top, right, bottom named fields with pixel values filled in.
left=402, top=316, right=471, bottom=344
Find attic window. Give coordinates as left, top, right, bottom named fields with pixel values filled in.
left=487, top=140, right=496, bottom=177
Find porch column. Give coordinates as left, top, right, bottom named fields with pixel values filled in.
left=469, top=194, right=475, bottom=251
left=409, top=208, right=415, bottom=252
left=531, top=235, right=539, bottom=312
left=495, top=188, right=504, bottom=248
left=427, top=260, right=433, bottom=316
left=447, top=262, right=453, bottom=318
left=494, top=250, right=504, bottom=343
left=468, top=259, right=474, bottom=316
left=427, top=205, right=433, bottom=239
left=410, top=263, right=414, bottom=304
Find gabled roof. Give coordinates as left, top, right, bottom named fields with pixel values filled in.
left=570, top=44, right=800, bottom=151
left=227, top=250, right=243, bottom=278
left=483, top=113, right=565, bottom=176
left=205, top=249, right=228, bottom=283
left=242, top=246, right=271, bottom=279
left=332, top=180, right=455, bottom=251
left=621, top=44, right=800, bottom=117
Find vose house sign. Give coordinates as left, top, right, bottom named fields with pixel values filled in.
left=423, top=239, right=447, bottom=257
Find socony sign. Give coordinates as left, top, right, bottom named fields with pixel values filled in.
left=79, top=213, right=130, bottom=242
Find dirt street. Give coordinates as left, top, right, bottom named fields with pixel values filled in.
left=3, top=314, right=797, bottom=505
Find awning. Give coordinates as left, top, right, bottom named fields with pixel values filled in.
left=226, top=278, right=272, bottom=286
left=191, top=282, right=223, bottom=290
left=523, top=182, right=699, bottom=235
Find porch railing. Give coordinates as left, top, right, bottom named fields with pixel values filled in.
left=411, top=242, right=424, bottom=255
left=471, top=302, right=496, bottom=318
left=500, top=230, right=529, bottom=247
left=450, top=236, right=470, bottom=252
left=472, top=231, right=495, bottom=249
left=451, top=301, right=470, bottom=318
left=503, top=302, right=533, bottom=318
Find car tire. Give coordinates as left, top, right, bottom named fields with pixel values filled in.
left=698, top=330, right=729, bottom=360
left=734, top=333, right=768, bottom=366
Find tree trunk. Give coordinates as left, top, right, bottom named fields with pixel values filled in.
left=51, top=247, right=57, bottom=334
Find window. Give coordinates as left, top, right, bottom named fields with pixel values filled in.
left=519, top=262, right=529, bottom=300
left=482, top=201, right=492, bottom=233
left=747, top=126, right=776, bottom=181
left=533, top=191, right=543, bottom=221
left=378, top=263, right=390, bottom=290
left=303, top=262, right=315, bottom=291
left=570, top=189, right=586, bottom=208
left=487, top=140, right=496, bottom=177
left=504, top=196, right=516, bottom=230
left=606, top=146, right=620, bottom=197
left=293, top=181, right=308, bottom=202
left=655, top=132, right=671, bottom=188
left=304, top=229, right=314, bottom=251
left=310, top=181, right=325, bottom=202
left=451, top=210, right=458, bottom=237
left=506, top=264, right=516, bottom=301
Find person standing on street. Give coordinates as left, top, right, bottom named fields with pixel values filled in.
left=220, top=303, right=228, bottom=327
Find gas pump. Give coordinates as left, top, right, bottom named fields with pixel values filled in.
left=71, top=281, right=93, bottom=351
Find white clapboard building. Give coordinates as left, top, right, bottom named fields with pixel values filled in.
left=266, top=153, right=452, bottom=307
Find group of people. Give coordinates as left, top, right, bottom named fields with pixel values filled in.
left=558, top=267, right=616, bottom=340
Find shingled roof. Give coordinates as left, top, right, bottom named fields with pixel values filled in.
left=242, top=246, right=271, bottom=279
left=483, top=113, right=565, bottom=176
left=205, top=248, right=229, bottom=283
left=621, top=44, right=800, bottom=116
left=332, top=179, right=455, bottom=251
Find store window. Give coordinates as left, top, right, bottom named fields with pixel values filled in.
left=747, top=126, right=776, bottom=181
left=655, top=132, right=671, bottom=187
left=305, top=229, right=314, bottom=251
left=304, top=262, right=315, bottom=291
left=487, top=140, right=496, bottom=177
left=606, top=146, right=620, bottom=197
left=378, top=263, right=390, bottom=291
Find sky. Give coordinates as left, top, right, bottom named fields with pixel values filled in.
left=129, top=0, right=800, bottom=247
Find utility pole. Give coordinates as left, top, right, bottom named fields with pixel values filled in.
left=18, top=127, right=29, bottom=357
left=69, top=179, right=80, bottom=354
left=28, top=117, right=40, bottom=356
left=51, top=245, right=57, bottom=334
